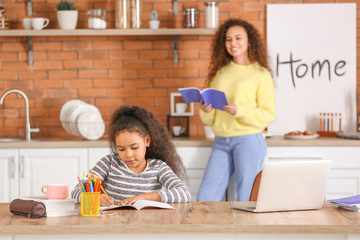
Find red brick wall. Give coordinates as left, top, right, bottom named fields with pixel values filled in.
left=0, top=0, right=359, bottom=139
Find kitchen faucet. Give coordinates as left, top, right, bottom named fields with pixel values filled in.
left=0, top=89, right=40, bottom=141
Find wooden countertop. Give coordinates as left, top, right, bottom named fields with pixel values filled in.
left=1, top=202, right=360, bottom=235
left=0, top=136, right=360, bottom=149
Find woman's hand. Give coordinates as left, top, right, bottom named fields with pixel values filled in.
left=223, top=105, right=238, bottom=116
left=201, top=101, right=213, bottom=113
left=100, top=194, right=114, bottom=207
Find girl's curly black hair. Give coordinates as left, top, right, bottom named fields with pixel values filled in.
left=109, top=105, right=187, bottom=181
left=206, top=18, right=271, bottom=86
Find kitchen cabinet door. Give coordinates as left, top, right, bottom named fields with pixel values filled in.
left=18, top=148, right=88, bottom=198
left=176, top=147, right=211, bottom=200
left=0, top=149, right=18, bottom=203
left=88, top=147, right=111, bottom=169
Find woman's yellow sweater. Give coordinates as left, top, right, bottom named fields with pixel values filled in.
left=200, top=61, right=276, bottom=137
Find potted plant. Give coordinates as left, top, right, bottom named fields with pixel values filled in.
left=56, top=0, right=78, bottom=30
left=149, top=10, right=159, bottom=29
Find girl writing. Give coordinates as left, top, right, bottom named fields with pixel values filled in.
left=71, top=105, right=191, bottom=206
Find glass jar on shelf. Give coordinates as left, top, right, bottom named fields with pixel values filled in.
left=0, top=4, right=9, bottom=30
left=183, top=8, right=198, bottom=28
left=116, top=0, right=130, bottom=29
left=87, top=9, right=107, bottom=29
left=130, top=0, right=141, bottom=28
left=204, top=2, right=219, bottom=28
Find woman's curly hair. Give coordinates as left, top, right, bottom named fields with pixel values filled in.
left=206, top=18, right=270, bottom=86
left=109, top=105, right=187, bottom=181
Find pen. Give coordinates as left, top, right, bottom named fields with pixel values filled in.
left=90, top=170, right=109, bottom=196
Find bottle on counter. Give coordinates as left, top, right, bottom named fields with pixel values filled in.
left=204, top=2, right=219, bottom=28
left=87, top=9, right=107, bottom=29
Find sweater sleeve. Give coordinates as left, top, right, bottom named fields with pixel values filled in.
left=70, top=154, right=112, bottom=203
left=156, top=162, right=191, bottom=203
left=234, top=71, right=276, bottom=128
left=199, top=108, right=216, bottom=126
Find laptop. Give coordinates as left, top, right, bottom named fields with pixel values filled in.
left=232, top=160, right=331, bottom=213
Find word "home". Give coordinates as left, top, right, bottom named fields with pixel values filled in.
left=276, top=52, right=346, bottom=88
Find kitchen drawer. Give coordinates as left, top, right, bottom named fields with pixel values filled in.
left=267, top=147, right=360, bottom=168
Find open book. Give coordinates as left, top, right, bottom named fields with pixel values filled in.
left=178, top=87, right=228, bottom=110
left=329, top=194, right=360, bottom=212
left=100, top=200, right=175, bottom=211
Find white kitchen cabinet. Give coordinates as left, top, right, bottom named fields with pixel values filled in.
left=18, top=148, right=88, bottom=198
left=88, top=147, right=111, bottom=169
left=0, top=149, right=18, bottom=203
left=0, top=148, right=88, bottom=203
left=176, top=147, right=211, bottom=201
left=266, top=146, right=360, bottom=199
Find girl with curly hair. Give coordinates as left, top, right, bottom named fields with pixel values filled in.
left=197, top=18, right=276, bottom=201
left=71, top=105, right=190, bottom=206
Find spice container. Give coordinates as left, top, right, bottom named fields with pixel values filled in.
left=204, top=2, right=218, bottom=28
left=87, top=9, right=107, bottom=29
left=131, top=0, right=141, bottom=28
left=0, top=4, right=9, bottom=30
left=116, top=0, right=130, bottom=29
left=183, top=8, right=198, bottom=28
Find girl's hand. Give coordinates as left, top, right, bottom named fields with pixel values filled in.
left=223, top=105, right=238, bottom=116
left=117, top=195, right=144, bottom=205
left=100, top=194, right=114, bottom=206
left=201, top=101, right=213, bottom=113
left=117, top=192, right=161, bottom=205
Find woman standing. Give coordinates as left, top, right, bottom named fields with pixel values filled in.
left=197, top=18, right=276, bottom=201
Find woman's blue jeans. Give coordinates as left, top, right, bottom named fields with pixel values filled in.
left=197, top=133, right=266, bottom=201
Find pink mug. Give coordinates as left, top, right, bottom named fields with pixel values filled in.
left=41, top=184, right=69, bottom=199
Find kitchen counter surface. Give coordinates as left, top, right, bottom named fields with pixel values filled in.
left=0, top=136, right=360, bottom=149
left=0, top=202, right=359, bottom=235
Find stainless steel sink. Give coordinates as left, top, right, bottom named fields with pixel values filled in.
left=0, top=138, right=25, bottom=142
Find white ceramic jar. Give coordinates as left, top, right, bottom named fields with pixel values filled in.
left=88, top=9, right=107, bottom=29
left=204, top=2, right=219, bottom=28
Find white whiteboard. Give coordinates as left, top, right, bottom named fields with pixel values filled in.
left=266, top=3, right=357, bottom=135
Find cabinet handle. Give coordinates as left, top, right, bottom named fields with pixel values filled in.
left=9, top=156, right=15, bottom=179
left=20, top=156, right=25, bottom=178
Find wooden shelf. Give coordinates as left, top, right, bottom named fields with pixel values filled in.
left=0, top=28, right=216, bottom=37
left=0, top=28, right=216, bottom=65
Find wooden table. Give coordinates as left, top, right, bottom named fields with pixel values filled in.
left=1, top=202, right=360, bottom=239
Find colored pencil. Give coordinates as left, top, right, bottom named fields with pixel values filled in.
left=77, top=176, right=86, bottom=192
left=90, top=170, right=109, bottom=196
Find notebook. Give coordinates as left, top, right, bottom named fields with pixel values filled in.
left=232, top=160, right=331, bottom=213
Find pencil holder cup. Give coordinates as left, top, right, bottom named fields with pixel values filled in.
left=81, top=192, right=100, bottom=217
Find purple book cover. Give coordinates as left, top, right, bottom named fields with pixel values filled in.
left=329, top=194, right=360, bottom=205
left=178, top=87, right=228, bottom=110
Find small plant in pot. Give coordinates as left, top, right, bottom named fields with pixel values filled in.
left=149, top=10, right=160, bottom=29
left=56, top=0, right=78, bottom=30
